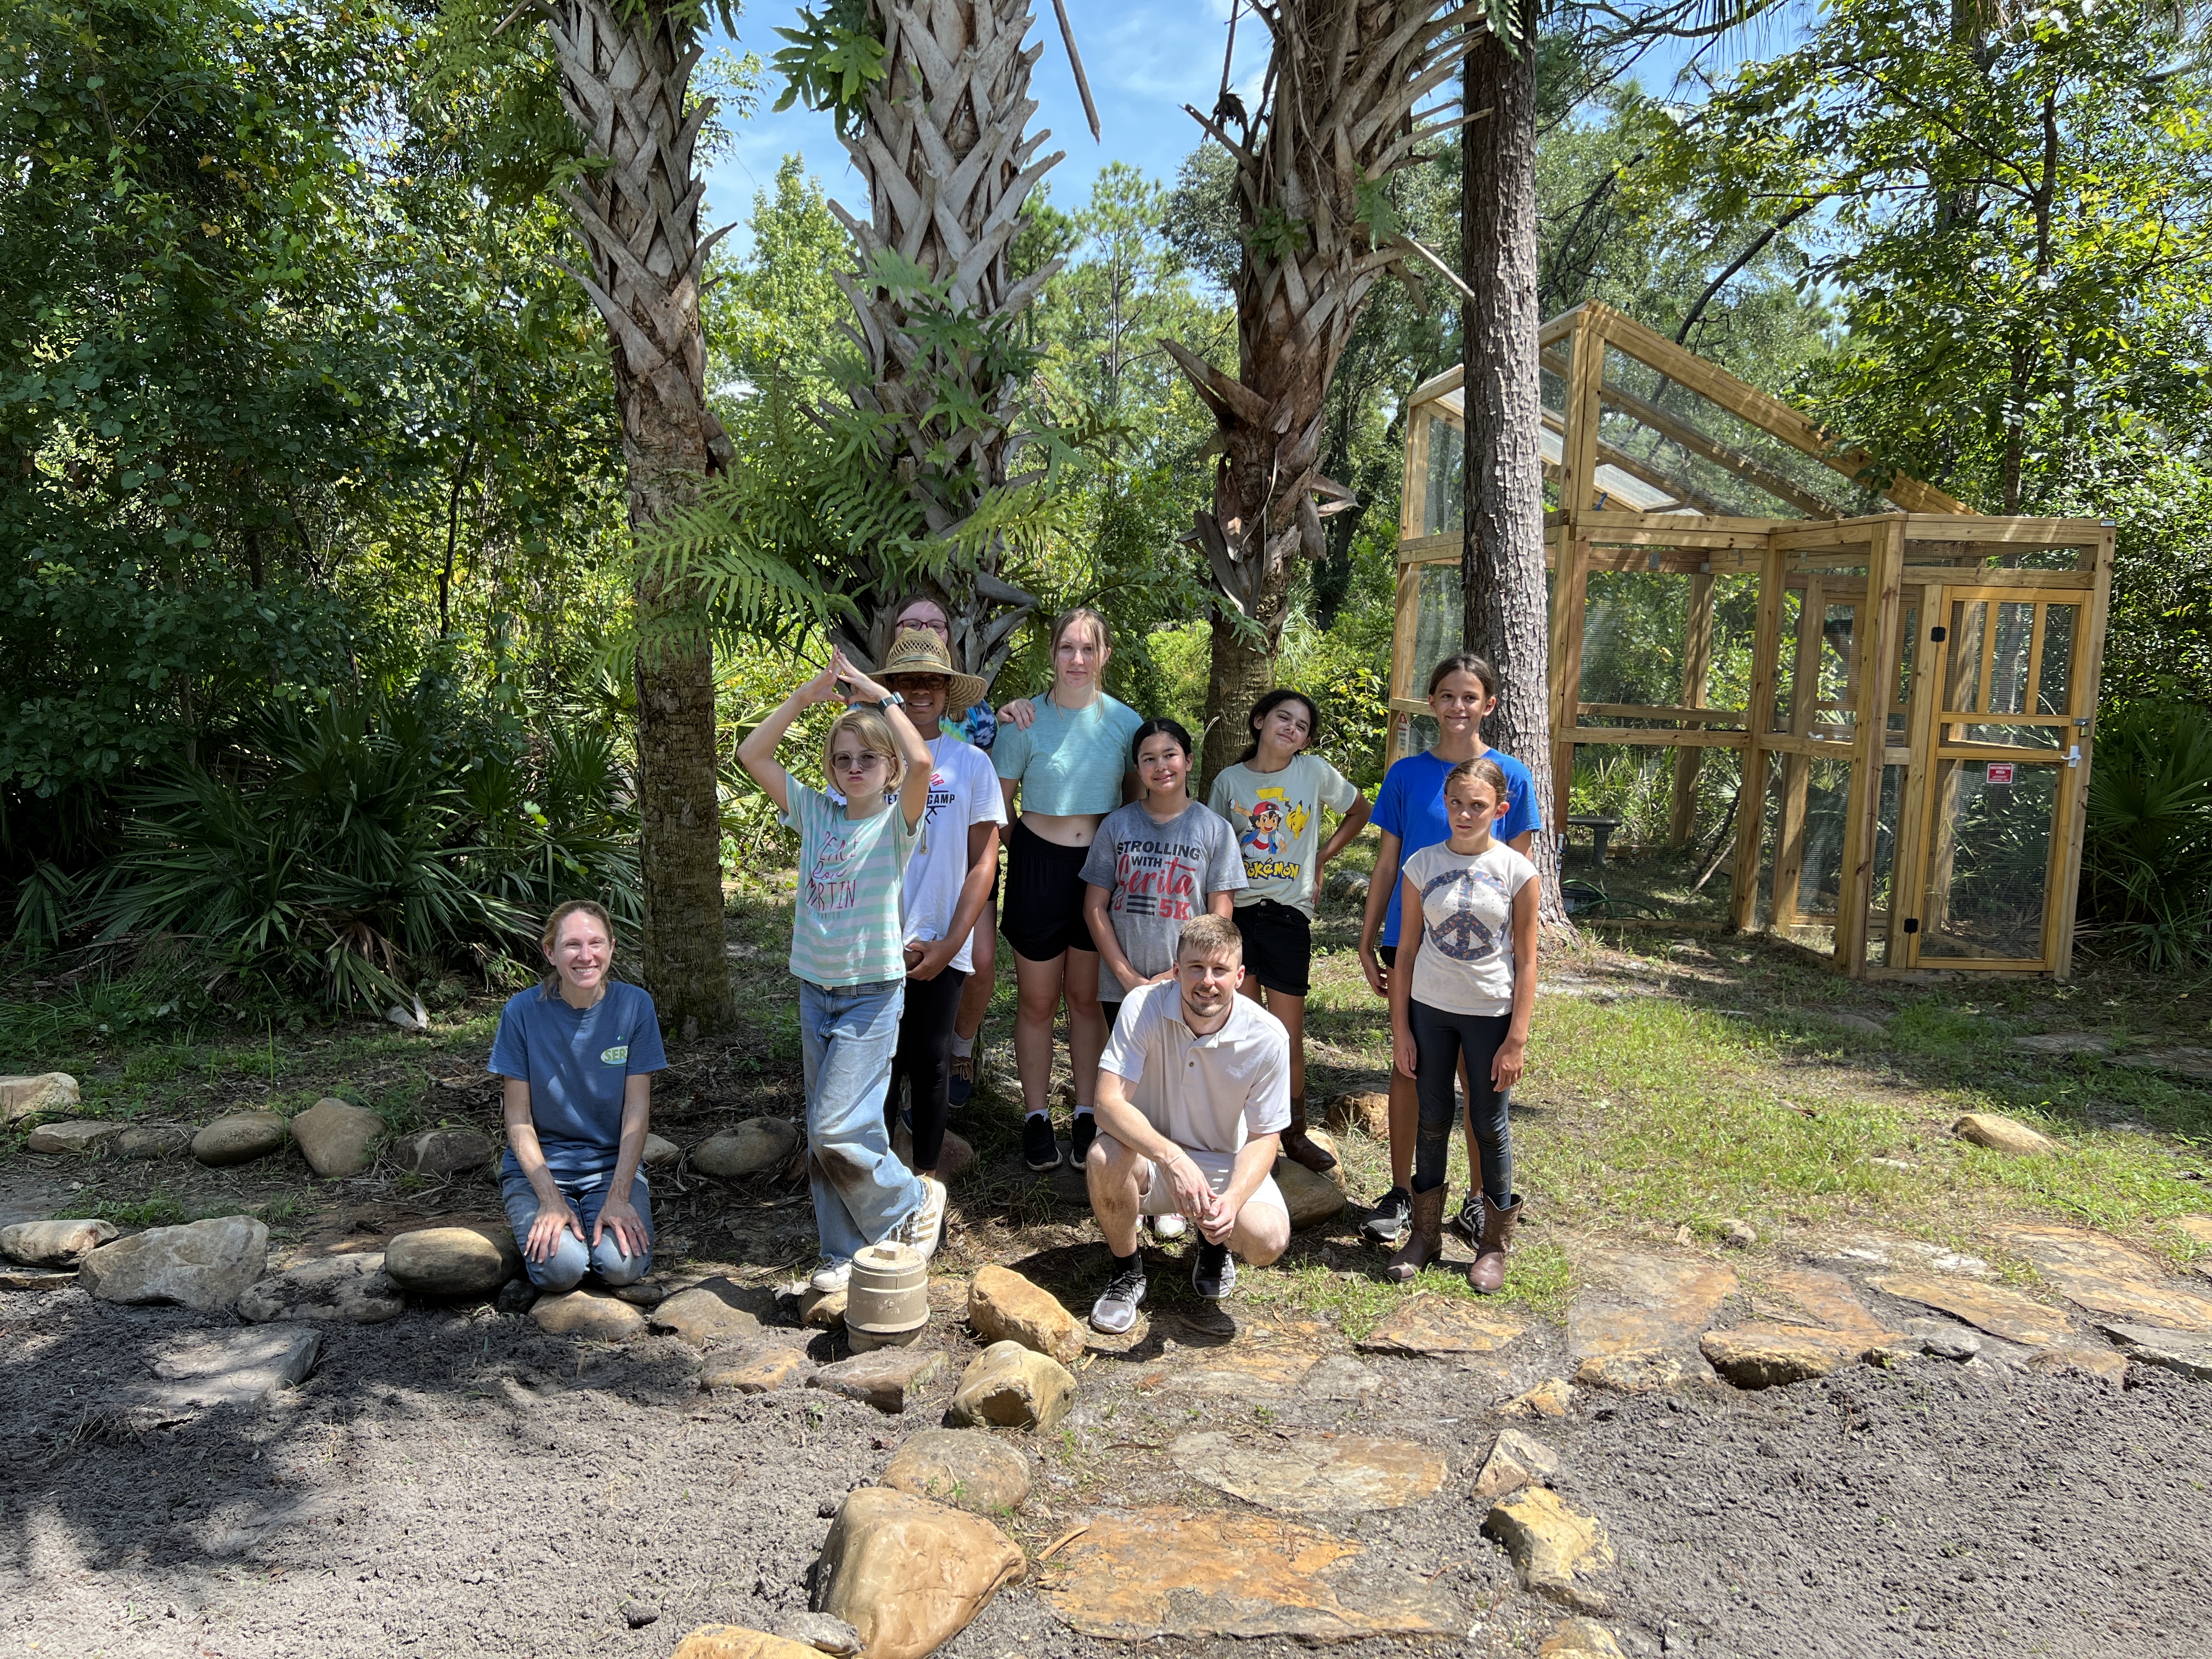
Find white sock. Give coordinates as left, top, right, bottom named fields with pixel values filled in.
left=1026, top=1108, right=1048, bottom=1121
left=1075, top=1107, right=1094, bottom=1120
left=951, top=1034, right=975, bottom=1059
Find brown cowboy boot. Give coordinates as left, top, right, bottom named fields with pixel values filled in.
left=1386, top=1184, right=1447, bottom=1282
left=1469, top=1192, right=1522, bottom=1294
left=1279, top=1097, right=1339, bottom=1173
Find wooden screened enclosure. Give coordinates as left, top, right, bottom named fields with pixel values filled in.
left=1391, top=301, right=2114, bottom=980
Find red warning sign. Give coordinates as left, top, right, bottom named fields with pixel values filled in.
left=1986, top=761, right=2016, bottom=785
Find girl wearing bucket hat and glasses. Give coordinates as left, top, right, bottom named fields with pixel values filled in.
left=876, top=626, right=1006, bottom=1190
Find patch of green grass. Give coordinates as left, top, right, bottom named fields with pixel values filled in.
left=84, top=1192, right=189, bottom=1228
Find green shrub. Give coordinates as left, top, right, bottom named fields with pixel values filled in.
left=78, top=679, right=640, bottom=1006
left=2081, top=702, right=2212, bottom=966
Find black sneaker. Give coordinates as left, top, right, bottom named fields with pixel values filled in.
left=1192, top=1241, right=1236, bottom=1299
left=1023, top=1113, right=1061, bottom=1172
left=947, top=1053, right=974, bottom=1108
left=1070, top=1111, right=1097, bottom=1167
left=1091, top=1259, right=1147, bottom=1334
left=1452, top=1190, right=1483, bottom=1243
left=1363, top=1186, right=1413, bottom=1245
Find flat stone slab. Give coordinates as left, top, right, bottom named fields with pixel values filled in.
left=809, top=1345, right=945, bottom=1413
left=2098, top=1322, right=2212, bottom=1380
left=147, top=1325, right=321, bottom=1410
left=1869, top=1275, right=2073, bottom=1347
left=702, top=1346, right=814, bottom=1393
left=881, top=1426, right=1031, bottom=1514
left=1039, top=1507, right=1464, bottom=1641
left=1356, top=1294, right=1526, bottom=1356
left=1818, top=1232, right=1993, bottom=1278
left=1141, top=1323, right=1325, bottom=1397
left=1568, top=1252, right=1737, bottom=1390
left=1170, top=1432, right=1447, bottom=1514
left=26, top=1120, right=123, bottom=1154
left=1994, top=1222, right=2212, bottom=1335
left=2115, top=1045, right=2212, bottom=1081
left=2010, top=1031, right=2111, bottom=1057
left=1754, top=1268, right=1898, bottom=1341
left=1701, top=1325, right=1867, bottom=1389
left=2024, top=1344, right=2130, bottom=1383
left=0, top=1267, right=77, bottom=1291
left=2172, top=1217, right=2212, bottom=1246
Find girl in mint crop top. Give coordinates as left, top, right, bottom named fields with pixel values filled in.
left=990, top=692, right=1143, bottom=815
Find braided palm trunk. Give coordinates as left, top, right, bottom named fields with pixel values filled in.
left=545, top=0, right=734, bottom=1035
left=826, top=0, right=1063, bottom=686
left=1170, top=0, right=1485, bottom=784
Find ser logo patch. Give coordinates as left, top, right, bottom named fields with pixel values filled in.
left=599, top=1044, right=629, bottom=1066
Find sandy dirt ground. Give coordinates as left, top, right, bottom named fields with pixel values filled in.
left=5, top=1269, right=2208, bottom=1659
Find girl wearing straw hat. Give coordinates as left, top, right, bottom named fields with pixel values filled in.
left=876, top=627, right=1006, bottom=1190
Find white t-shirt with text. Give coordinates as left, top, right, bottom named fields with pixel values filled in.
left=899, top=736, right=1007, bottom=975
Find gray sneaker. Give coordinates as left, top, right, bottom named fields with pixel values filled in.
left=1091, top=1260, right=1148, bottom=1334
left=1192, top=1242, right=1236, bottom=1300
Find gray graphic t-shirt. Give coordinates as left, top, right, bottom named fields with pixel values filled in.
left=1401, top=839, right=1538, bottom=1016
left=1079, top=800, right=1247, bottom=1000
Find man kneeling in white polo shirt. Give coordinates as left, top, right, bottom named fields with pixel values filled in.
left=1084, top=913, right=1292, bottom=1332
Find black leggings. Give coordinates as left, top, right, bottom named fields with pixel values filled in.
left=884, top=967, right=967, bottom=1171
left=1409, top=1001, right=1514, bottom=1205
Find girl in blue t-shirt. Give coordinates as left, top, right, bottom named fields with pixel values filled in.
left=1356, top=651, right=1543, bottom=1251
left=490, top=899, right=668, bottom=1295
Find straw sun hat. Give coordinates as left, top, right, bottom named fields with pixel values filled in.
left=879, top=627, right=986, bottom=713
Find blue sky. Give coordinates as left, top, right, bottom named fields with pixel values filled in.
left=697, top=2, right=1793, bottom=260
left=701, top=0, right=1273, bottom=257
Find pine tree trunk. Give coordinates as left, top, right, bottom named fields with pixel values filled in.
left=1462, top=5, right=1569, bottom=927
left=548, top=0, right=735, bottom=1035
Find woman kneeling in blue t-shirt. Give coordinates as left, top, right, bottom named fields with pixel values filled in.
left=490, top=900, right=668, bottom=1292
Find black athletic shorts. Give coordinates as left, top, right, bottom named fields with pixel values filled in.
left=1001, top=817, right=1098, bottom=962
left=1232, top=898, right=1313, bottom=998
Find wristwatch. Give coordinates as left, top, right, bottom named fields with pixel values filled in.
left=874, top=692, right=906, bottom=713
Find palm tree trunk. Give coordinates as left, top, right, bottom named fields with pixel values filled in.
left=1462, top=2, right=1568, bottom=926
left=548, top=0, right=735, bottom=1035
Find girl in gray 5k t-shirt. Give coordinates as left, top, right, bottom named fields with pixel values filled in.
left=1081, top=718, right=1247, bottom=1007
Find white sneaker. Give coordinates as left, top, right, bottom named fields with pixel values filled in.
left=1152, top=1214, right=1188, bottom=1241
left=809, top=1257, right=852, bottom=1293
left=895, top=1176, right=949, bottom=1262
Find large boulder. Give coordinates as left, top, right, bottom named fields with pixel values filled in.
left=1276, top=1158, right=1347, bottom=1229
left=947, top=1340, right=1075, bottom=1431
left=78, top=1216, right=270, bottom=1311
left=25, top=1120, right=123, bottom=1154
left=291, top=1098, right=383, bottom=1178
left=879, top=1427, right=1031, bottom=1514
left=649, top=1277, right=779, bottom=1348
left=237, top=1252, right=404, bottom=1323
left=112, top=1123, right=193, bottom=1160
left=812, top=1487, right=1025, bottom=1659
left=1482, top=1487, right=1615, bottom=1615
left=191, top=1111, right=290, bottom=1167
left=641, top=1133, right=682, bottom=1170
left=531, top=1288, right=646, bottom=1341
left=149, top=1325, right=320, bottom=1410
left=1, top=1072, right=78, bottom=1124
left=0, top=1217, right=116, bottom=1267
left=692, top=1119, right=799, bottom=1178
left=967, top=1265, right=1085, bottom=1364
left=401, top=1127, right=497, bottom=1177
left=382, top=1224, right=520, bottom=1299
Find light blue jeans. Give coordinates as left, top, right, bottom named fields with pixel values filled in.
left=499, top=1161, right=653, bottom=1291
left=801, top=977, right=926, bottom=1265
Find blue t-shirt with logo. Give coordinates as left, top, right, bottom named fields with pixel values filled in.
left=1373, top=748, right=1542, bottom=947
left=489, top=979, right=668, bottom=1176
